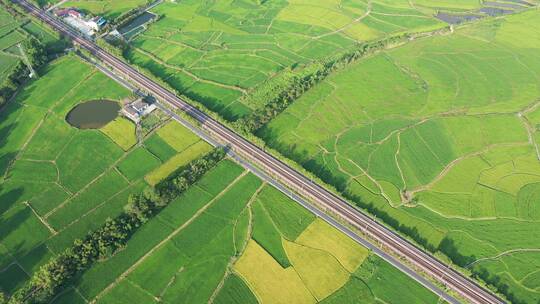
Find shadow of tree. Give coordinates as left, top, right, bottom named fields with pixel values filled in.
left=438, top=237, right=476, bottom=267
left=0, top=100, right=23, bottom=175
left=256, top=126, right=348, bottom=190
left=0, top=205, right=31, bottom=292
left=0, top=242, right=25, bottom=271
left=0, top=118, right=22, bottom=215
left=0, top=186, right=24, bottom=215
left=0, top=205, right=33, bottom=247
left=0, top=255, right=30, bottom=295
left=0, top=99, right=48, bottom=295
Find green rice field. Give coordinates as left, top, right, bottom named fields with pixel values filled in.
left=0, top=55, right=212, bottom=296
left=50, top=0, right=150, bottom=20
left=4, top=1, right=540, bottom=303
left=120, top=0, right=539, bottom=121
left=0, top=4, right=67, bottom=83
left=0, top=8, right=32, bottom=82
left=49, top=160, right=439, bottom=304
left=121, top=0, right=460, bottom=120
left=260, top=10, right=540, bottom=303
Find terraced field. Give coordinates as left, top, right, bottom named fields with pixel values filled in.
left=260, top=10, right=540, bottom=303
left=0, top=55, right=211, bottom=295
left=121, top=0, right=455, bottom=120
left=51, top=160, right=439, bottom=304
left=5, top=1, right=540, bottom=303
left=44, top=0, right=150, bottom=20
left=119, top=0, right=540, bottom=121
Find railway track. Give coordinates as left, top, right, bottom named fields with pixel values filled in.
left=14, top=1, right=505, bottom=303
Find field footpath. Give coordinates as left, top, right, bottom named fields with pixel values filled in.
left=207, top=183, right=264, bottom=304
left=408, top=142, right=530, bottom=198
left=314, top=0, right=373, bottom=40
left=133, top=47, right=248, bottom=94
left=83, top=58, right=462, bottom=302
left=22, top=2, right=522, bottom=301
left=2, top=66, right=96, bottom=180
left=68, top=41, right=464, bottom=304
left=24, top=201, right=56, bottom=234
left=89, top=171, right=249, bottom=303
left=518, top=99, right=540, bottom=161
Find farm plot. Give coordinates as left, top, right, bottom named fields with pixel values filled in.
left=234, top=186, right=438, bottom=304
left=0, top=55, right=209, bottom=297
left=0, top=55, right=127, bottom=294
left=123, top=0, right=461, bottom=120
left=259, top=10, right=540, bottom=302
left=0, top=5, right=68, bottom=83
left=470, top=251, right=540, bottom=304
left=53, top=0, right=151, bottom=20
left=144, top=120, right=212, bottom=185
left=101, top=117, right=137, bottom=151
left=0, top=9, right=28, bottom=82
left=66, top=159, right=440, bottom=304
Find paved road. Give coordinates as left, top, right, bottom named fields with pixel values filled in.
left=15, top=1, right=504, bottom=303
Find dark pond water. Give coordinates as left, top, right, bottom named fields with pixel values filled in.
left=66, top=100, right=120, bottom=129
left=118, top=12, right=156, bottom=35
left=435, top=12, right=484, bottom=24
left=478, top=7, right=514, bottom=16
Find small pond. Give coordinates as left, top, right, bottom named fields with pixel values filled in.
left=118, top=11, right=156, bottom=40
left=66, top=100, right=120, bottom=129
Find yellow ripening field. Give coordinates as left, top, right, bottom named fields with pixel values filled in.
left=234, top=240, right=316, bottom=304
left=156, top=120, right=201, bottom=152
left=101, top=117, right=137, bottom=151
left=283, top=239, right=350, bottom=300
left=145, top=140, right=212, bottom=185
left=295, top=219, right=369, bottom=272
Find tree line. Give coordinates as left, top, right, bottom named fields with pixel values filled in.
left=234, top=33, right=413, bottom=134
left=7, top=147, right=226, bottom=303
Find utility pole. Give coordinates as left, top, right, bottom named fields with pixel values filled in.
left=17, top=43, right=37, bottom=78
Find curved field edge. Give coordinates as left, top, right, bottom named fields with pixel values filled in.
left=259, top=10, right=540, bottom=303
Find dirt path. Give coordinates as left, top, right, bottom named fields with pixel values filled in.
left=133, top=48, right=247, bottom=94
left=44, top=146, right=135, bottom=221
left=25, top=201, right=56, bottom=234
left=50, top=181, right=133, bottom=236
left=313, top=0, right=373, bottom=40
left=407, top=142, right=530, bottom=198
left=208, top=183, right=264, bottom=304
left=467, top=248, right=540, bottom=268
left=2, top=111, right=46, bottom=180
left=395, top=132, right=407, bottom=194
left=517, top=100, right=540, bottom=161
left=347, top=158, right=398, bottom=207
